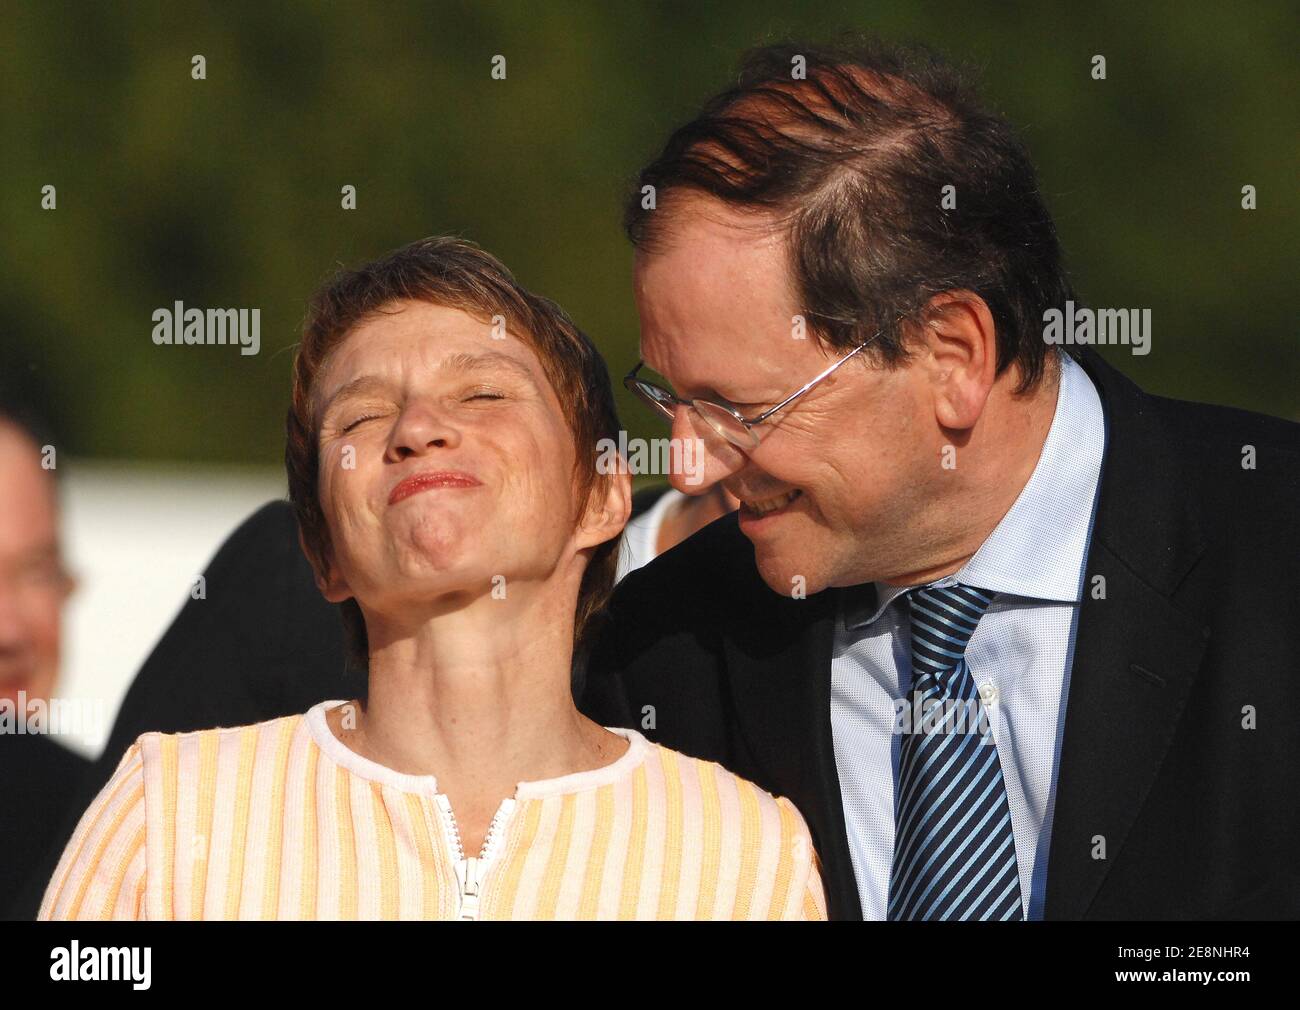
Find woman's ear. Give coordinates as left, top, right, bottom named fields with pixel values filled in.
left=576, top=470, right=632, bottom=551
left=298, top=526, right=352, bottom=602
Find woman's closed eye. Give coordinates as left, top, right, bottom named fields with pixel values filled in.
left=342, top=413, right=381, bottom=433
left=337, top=388, right=508, bottom=433
left=462, top=388, right=506, bottom=402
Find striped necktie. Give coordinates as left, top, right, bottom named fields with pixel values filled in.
left=887, top=583, right=1024, bottom=921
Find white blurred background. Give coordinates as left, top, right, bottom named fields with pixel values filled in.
left=56, top=461, right=284, bottom=757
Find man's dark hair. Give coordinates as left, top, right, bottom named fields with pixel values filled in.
left=624, top=35, right=1075, bottom=393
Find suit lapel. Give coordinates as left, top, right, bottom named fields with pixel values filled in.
left=1044, top=349, right=1210, bottom=918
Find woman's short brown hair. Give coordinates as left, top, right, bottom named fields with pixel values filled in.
left=285, top=236, right=623, bottom=678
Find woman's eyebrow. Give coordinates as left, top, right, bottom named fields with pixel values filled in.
left=319, top=352, right=539, bottom=421
left=318, top=374, right=392, bottom=422
left=439, top=350, right=538, bottom=384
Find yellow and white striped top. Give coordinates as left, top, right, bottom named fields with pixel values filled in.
left=39, top=700, right=828, bottom=920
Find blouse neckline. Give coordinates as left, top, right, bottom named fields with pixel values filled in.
left=304, top=699, right=650, bottom=800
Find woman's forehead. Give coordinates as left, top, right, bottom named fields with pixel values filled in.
left=339, top=300, right=534, bottom=362
left=316, top=302, right=550, bottom=403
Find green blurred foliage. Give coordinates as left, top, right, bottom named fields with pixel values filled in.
left=1, top=0, right=1295, bottom=463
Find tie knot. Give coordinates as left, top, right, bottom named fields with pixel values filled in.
left=906, top=583, right=995, bottom=672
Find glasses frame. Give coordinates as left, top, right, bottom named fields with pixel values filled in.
left=623, top=322, right=891, bottom=450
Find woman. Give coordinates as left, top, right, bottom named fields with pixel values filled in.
left=39, top=236, right=827, bottom=920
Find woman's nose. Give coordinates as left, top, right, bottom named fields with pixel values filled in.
left=386, top=403, right=463, bottom=459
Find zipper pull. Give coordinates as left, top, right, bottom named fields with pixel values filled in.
left=457, top=856, right=482, bottom=920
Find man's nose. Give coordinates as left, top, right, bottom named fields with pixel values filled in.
left=387, top=402, right=463, bottom=459
left=666, top=405, right=746, bottom=494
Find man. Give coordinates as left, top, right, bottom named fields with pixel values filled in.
left=0, top=396, right=91, bottom=914
left=578, top=39, right=1300, bottom=920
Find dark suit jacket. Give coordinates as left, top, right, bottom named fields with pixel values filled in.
left=0, top=735, right=91, bottom=916
left=579, top=347, right=1300, bottom=920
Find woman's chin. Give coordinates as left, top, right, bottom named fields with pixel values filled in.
left=392, top=513, right=474, bottom=562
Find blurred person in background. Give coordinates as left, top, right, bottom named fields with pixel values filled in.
left=0, top=391, right=89, bottom=915
left=616, top=483, right=738, bottom=581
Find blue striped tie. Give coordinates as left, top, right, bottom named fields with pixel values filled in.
left=887, top=583, right=1024, bottom=921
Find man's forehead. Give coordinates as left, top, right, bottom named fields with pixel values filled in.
left=638, top=307, right=799, bottom=404
left=636, top=191, right=786, bottom=260
left=634, top=206, right=797, bottom=391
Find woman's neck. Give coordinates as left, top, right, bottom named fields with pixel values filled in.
left=326, top=595, right=626, bottom=813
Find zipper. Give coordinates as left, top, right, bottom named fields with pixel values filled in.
left=435, top=794, right=517, bottom=920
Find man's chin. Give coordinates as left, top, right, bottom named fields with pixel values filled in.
left=753, top=548, right=827, bottom=599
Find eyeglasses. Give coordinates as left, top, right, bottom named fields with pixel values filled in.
left=623, top=321, right=893, bottom=450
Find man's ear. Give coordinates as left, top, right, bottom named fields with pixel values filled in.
left=298, top=525, right=352, bottom=603
left=919, top=291, right=999, bottom=431
left=576, top=470, right=632, bottom=551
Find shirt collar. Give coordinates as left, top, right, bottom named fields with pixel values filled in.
left=843, top=351, right=1106, bottom=630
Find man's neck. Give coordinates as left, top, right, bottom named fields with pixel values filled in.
left=883, top=360, right=1062, bottom=588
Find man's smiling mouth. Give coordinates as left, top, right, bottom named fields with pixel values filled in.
left=739, top=488, right=802, bottom=517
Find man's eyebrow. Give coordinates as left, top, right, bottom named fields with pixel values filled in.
left=640, top=358, right=767, bottom=406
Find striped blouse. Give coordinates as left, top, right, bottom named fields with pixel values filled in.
left=39, top=700, right=828, bottom=920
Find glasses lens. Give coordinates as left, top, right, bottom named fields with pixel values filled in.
left=628, top=379, right=677, bottom=421
left=691, top=400, right=758, bottom=450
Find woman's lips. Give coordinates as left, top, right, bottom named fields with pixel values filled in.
left=388, top=471, right=482, bottom=505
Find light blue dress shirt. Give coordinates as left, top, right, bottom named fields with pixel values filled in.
left=830, top=350, right=1107, bottom=920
